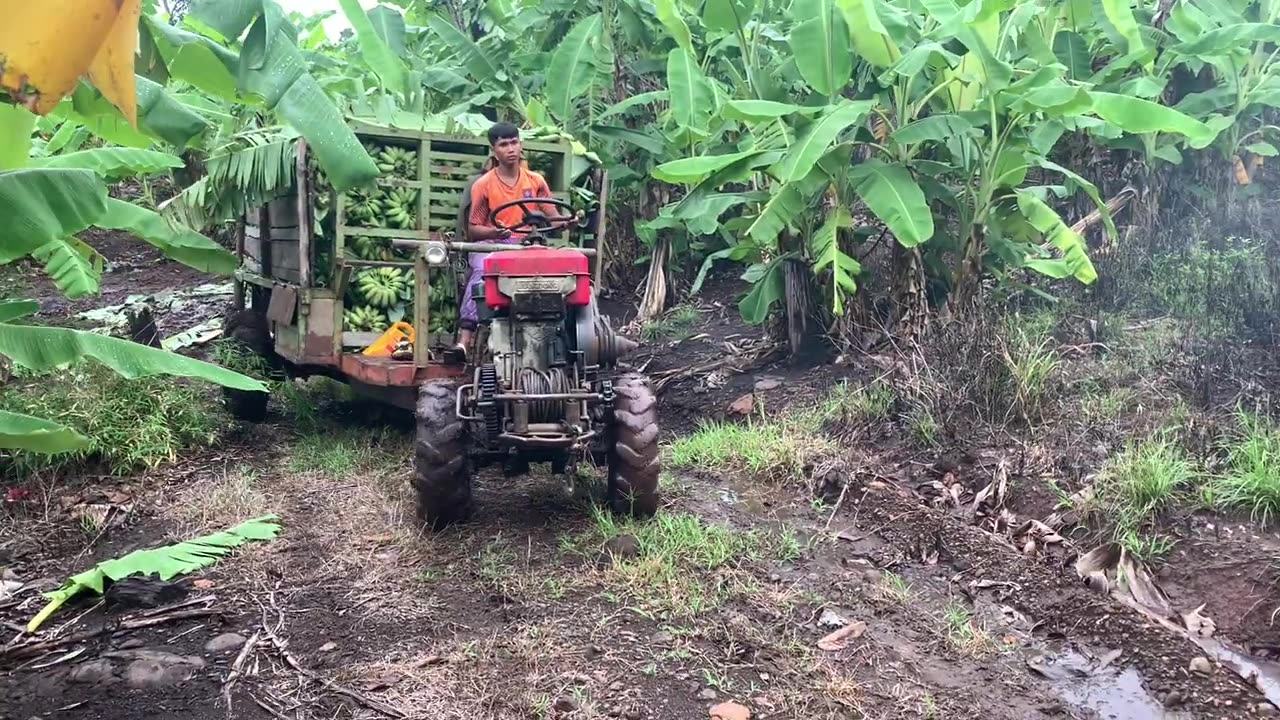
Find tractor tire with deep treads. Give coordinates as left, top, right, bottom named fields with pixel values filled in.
left=414, top=380, right=473, bottom=529
left=607, top=374, right=660, bottom=517
left=221, top=306, right=270, bottom=422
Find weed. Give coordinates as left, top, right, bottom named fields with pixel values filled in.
left=1119, top=529, right=1177, bottom=564
left=818, top=380, right=894, bottom=426
left=942, top=601, right=998, bottom=658
left=1087, top=436, right=1196, bottom=537
left=1148, top=236, right=1273, bottom=340
left=285, top=427, right=401, bottom=477
left=1000, top=325, right=1060, bottom=420
left=908, top=406, right=940, bottom=448
left=1208, top=411, right=1280, bottom=526
left=875, top=572, right=912, bottom=604
left=0, top=364, right=221, bottom=476
left=1082, top=386, right=1137, bottom=422
left=640, top=305, right=699, bottom=341
left=775, top=527, right=803, bottom=561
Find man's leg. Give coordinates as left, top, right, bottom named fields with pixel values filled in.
left=452, top=252, right=486, bottom=360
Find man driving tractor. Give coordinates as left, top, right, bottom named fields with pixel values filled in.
left=450, top=122, right=582, bottom=361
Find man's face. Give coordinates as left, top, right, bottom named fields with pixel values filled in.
left=492, top=135, right=521, bottom=166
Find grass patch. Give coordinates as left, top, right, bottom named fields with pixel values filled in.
left=640, top=305, right=699, bottom=342
left=874, top=571, right=912, bottom=605
left=580, top=506, right=757, bottom=616
left=1207, top=411, right=1280, bottom=526
left=0, top=363, right=222, bottom=476
left=285, top=426, right=405, bottom=477
left=999, top=324, right=1060, bottom=420
left=907, top=405, right=940, bottom=448
left=1085, top=436, right=1196, bottom=538
left=668, top=412, right=833, bottom=483
left=1082, top=386, right=1138, bottom=422
left=817, top=380, right=894, bottom=426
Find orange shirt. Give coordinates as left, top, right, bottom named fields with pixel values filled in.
left=468, top=166, right=554, bottom=235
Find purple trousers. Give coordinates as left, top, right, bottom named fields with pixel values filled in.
left=458, top=238, right=521, bottom=330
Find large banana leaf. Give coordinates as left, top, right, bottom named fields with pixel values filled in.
left=790, top=0, right=853, bottom=97
left=703, top=0, right=755, bottom=31
left=1100, top=0, right=1145, bottom=56
left=0, top=105, right=36, bottom=170
left=424, top=14, right=508, bottom=90
left=836, top=0, right=900, bottom=68
left=190, top=0, right=378, bottom=192
left=591, top=124, right=669, bottom=155
left=775, top=100, right=876, bottom=182
left=746, top=146, right=848, bottom=244
left=0, top=323, right=267, bottom=392
left=26, top=515, right=281, bottom=632
left=655, top=0, right=696, bottom=58
left=0, top=300, right=38, bottom=322
left=0, top=410, right=90, bottom=454
left=0, top=168, right=107, bottom=263
left=98, top=199, right=238, bottom=275
left=810, top=206, right=861, bottom=314
left=368, top=5, right=408, bottom=55
left=142, top=17, right=240, bottom=101
left=598, top=91, right=669, bottom=121
left=847, top=158, right=933, bottom=247
left=739, top=256, right=790, bottom=323
left=31, top=148, right=184, bottom=178
left=31, top=237, right=103, bottom=298
left=1087, top=92, right=1218, bottom=148
left=891, top=114, right=978, bottom=145
left=667, top=49, right=716, bottom=135
left=1175, top=23, right=1280, bottom=57
left=724, top=100, right=823, bottom=123
left=1037, top=158, right=1117, bottom=241
left=136, top=75, right=211, bottom=150
left=1015, top=191, right=1096, bottom=283
left=1053, top=31, right=1091, bottom=80
left=547, top=14, right=605, bottom=127
left=654, top=150, right=769, bottom=184
left=339, top=0, right=408, bottom=100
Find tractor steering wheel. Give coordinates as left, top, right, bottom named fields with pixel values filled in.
left=489, top=196, right=578, bottom=235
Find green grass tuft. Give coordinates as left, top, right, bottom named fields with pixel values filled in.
left=668, top=414, right=830, bottom=483
left=1208, top=411, right=1280, bottom=527
left=640, top=305, right=699, bottom=342
left=1086, top=436, right=1196, bottom=538
left=817, top=380, right=894, bottom=426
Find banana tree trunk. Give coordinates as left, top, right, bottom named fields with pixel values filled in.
left=949, top=225, right=984, bottom=315
left=637, top=238, right=668, bottom=322
left=892, top=242, right=929, bottom=339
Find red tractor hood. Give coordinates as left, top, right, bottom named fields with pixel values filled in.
left=482, top=247, right=591, bottom=308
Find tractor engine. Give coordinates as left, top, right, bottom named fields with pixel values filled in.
left=467, top=247, right=635, bottom=457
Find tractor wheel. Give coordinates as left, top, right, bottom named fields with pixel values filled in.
left=413, top=380, right=473, bottom=530
left=221, top=307, right=270, bottom=422
left=606, top=374, right=660, bottom=518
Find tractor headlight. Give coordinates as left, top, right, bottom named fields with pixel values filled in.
left=423, top=241, right=448, bottom=266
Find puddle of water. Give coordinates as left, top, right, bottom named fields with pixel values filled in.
left=1029, top=646, right=1191, bottom=720
left=1192, top=635, right=1280, bottom=707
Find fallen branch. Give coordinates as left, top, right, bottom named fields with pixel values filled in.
left=652, top=342, right=784, bottom=392
left=1069, top=185, right=1137, bottom=237
left=258, top=596, right=405, bottom=719
left=1, top=606, right=221, bottom=661
left=221, top=630, right=262, bottom=711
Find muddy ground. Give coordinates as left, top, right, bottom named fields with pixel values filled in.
left=3, top=240, right=1280, bottom=720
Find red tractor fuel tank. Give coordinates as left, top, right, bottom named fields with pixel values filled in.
left=482, top=247, right=591, bottom=308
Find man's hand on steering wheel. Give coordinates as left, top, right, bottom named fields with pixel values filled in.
left=489, top=196, right=581, bottom=234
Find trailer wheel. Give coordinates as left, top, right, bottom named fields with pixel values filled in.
left=414, top=380, right=473, bottom=529
left=221, top=307, right=271, bottom=422
left=606, top=374, right=660, bottom=518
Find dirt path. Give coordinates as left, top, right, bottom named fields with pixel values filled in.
left=4, top=259, right=1280, bottom=719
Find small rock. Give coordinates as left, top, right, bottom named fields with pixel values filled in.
left=319, top=642, right=338, bottom=653
left=818, top=608, right=847, bottom=628
left=651, top=631, right=674, bottom=645
left=728, top=393, right=754, bottom=416
left=862, top=569, right=882, bottom=584
left=753, top=377, right=781, bottom=392
left=609, top=681, right=625, bottom=692
left=1189, top=656, right=1213, bottom=675
left=204, top=633, right=246, bottom=654
left=1163, top=691, right=1187, bottom=708
left=697, top=688, right=718, bottom=701
left=68, top=659, right=116, bottom=684
left=608, top=705, right=622, bottom=717
left=122, top=653, right=204, bottom=689
left=767, top=573, right=782, bottom=584
left=709, top=701, right=751, bottom=720
left=552, top=697, right=576, bottom=714
left=624, top=709, right=642, bottom=720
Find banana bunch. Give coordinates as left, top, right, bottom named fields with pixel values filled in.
left=345, top=185, right=385, bottom=226
left=384, top=187, right=418, bottom=229
left=376, top=145, right=418, bottom=179
left=356, top=267, right=411, bottom=309
left=344, top=305, right=389, bottom=333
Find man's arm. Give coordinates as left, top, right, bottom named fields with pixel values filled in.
left=467, top=178, right=509, bottom=241
left=535, top=175, right=581, bottom=224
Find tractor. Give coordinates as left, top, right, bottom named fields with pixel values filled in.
left=220, top=123, right=660, bottom=529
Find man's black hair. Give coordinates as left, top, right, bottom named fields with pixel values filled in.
left=487, top=122, right=520, bottom=145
